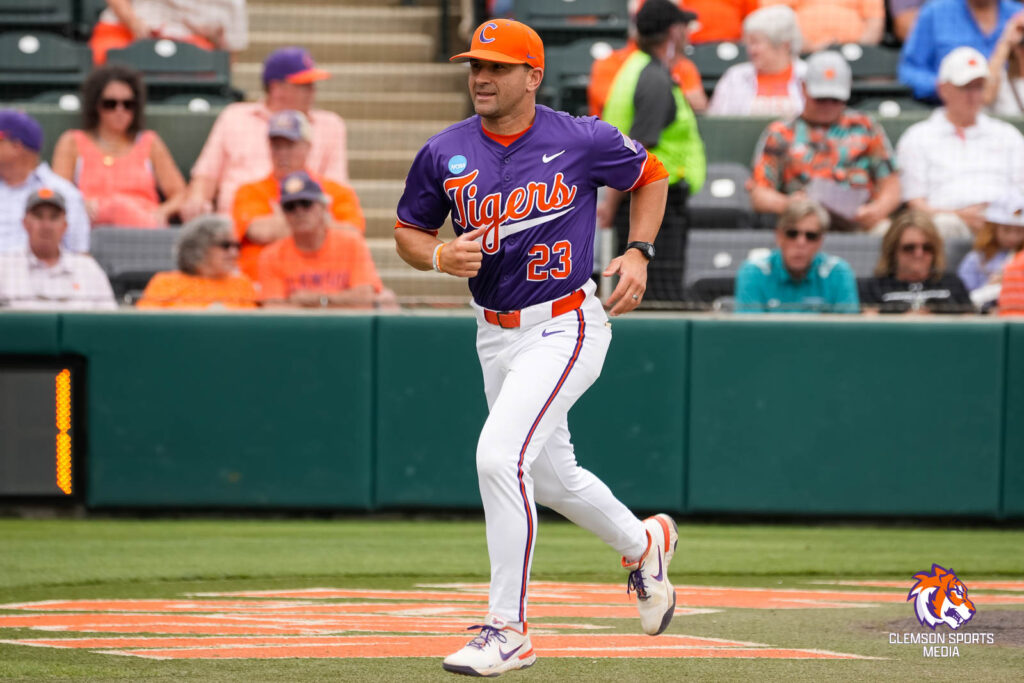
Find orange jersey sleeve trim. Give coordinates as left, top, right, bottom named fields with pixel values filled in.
left=395, top=218, right=439, bottom=236
left=628, top=151, right=669, bottom=191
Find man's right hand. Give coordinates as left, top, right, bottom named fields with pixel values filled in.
left=438, top=226, right=486, bottom=277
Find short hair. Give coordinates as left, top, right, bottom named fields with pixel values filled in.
left=175, top=215, right=233, bottom=275
left=80, top=64, right=146, bottom=136
left=777, top=197, right=830, bottom=233
left=875, top=210, right=946, bottom=278
left=743, top=5, right=802, bottom=56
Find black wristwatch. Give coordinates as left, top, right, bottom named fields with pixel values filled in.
left=625, top=241, right=655, bottom=262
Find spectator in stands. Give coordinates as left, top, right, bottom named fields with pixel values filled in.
left=600, top=0, right=707, bottom=302
left=0, top=111, right=89, bottom=254
left=137, top=215, right=258, bottom=309
left=89, top=0, right=249, bottom=65
left=707, top=5, right=807, bottom=117
left=52, top=65, right=186, bottom=229
left=761, top=0, right=885, bottom=52
left=898, top=0, right=1024, bottom=101
left=957, top=191, right=1024, bottom=308
left=589, top=4, right=706, bottom=116
left=985, top=11, right=1024, bottom=114
left=232, top=110, right=365, bottom=281
left=180, top=47, right=349, bottom=219
left=897, top=48, right=1024, bottom=240
left=751, top=51, right=901, bottom=232
left=860, top=211, right=974, bottom=313
left=734, top=198, right=859, bottom=313
left=889, top=0, right=928, bottom=42
left=0, top=189, right=116, bottom=310
left=259, top=172, right=394, bottom=309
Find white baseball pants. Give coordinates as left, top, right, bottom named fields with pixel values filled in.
left=472, top=281, right=647, bottom=624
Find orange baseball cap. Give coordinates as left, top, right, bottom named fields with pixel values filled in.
left=450, top=19, right=544, bottom=70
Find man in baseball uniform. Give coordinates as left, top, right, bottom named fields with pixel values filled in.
left=395, top=19, right=679, bottom=677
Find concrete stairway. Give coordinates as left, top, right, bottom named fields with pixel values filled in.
left=237, top=0, right=472, bottom=302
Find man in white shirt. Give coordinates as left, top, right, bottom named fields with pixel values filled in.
left=0, top=110, right=90, bottom=253
left=897, top=47, right=1024, bottom=239
left=0, top=189, right=116, bottom=311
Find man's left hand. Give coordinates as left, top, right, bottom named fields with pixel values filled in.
left=855, top=201, right=888, bottom=230
left=602, top=249, right=648, bottom=316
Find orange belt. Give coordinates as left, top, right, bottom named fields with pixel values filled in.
left=483, top=289, right=586, bottom=329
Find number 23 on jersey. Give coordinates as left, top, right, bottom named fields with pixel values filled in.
left=527, top=240, right=572, bottom=281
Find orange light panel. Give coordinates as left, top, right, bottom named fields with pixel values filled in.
left=55, top=369, right=71, bottom=494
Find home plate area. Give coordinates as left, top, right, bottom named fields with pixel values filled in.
left=2, top=581, right=1021, bottom=661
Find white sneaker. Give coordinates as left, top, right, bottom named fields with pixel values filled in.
left=623, top=513, right=678, bottom=635
left=442, top=615, right=536, bottom=677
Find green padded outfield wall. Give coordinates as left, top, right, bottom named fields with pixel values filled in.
left=1004, top=324, right=1024, bottom=518
left=60, top=313, right=375, bottom=508
left=0, top=313, right=61, bottom=355
left=374, top=316, right=688, bottom=512
left=687, top=320, right=1005, bottom=517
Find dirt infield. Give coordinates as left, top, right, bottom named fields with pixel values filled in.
left=3, top=581, right=1023, bottom=661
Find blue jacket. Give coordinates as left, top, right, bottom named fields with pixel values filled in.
left=899, top=0, right=1022, bottom=100
left=735, top=249, right=860, bottom=313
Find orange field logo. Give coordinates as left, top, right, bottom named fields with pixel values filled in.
left=3, top=581, right=1022, bottom=661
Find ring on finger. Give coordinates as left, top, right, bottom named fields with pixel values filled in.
left=632, top=294, right=640, bottom=301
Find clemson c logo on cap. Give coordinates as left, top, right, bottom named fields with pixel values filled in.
left=285, top=177, right=304, bottom=193
left=38, top=188, right=54, bottom=199
left=479, top=22, right=498, bottom=43
left=968, top=58, right=978, bottom=66
left=824, top=68, right=836, bottom=80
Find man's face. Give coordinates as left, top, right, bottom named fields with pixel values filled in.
left=801, top=85, right=847, bottom=125
left=271, top=80, right=316, bottom=113
left=23, top=204, right=67, bottom=259
left=270, top=136, right=310, bottom=177
left=777, top=213, right=824, bottom=276
left=468, top=59, right=541, bottom=120
left=0, top=136, right=21, bottom=166
left=283, top=198, right=327, bottom=235
left=939, top=78, right=986, bottom=123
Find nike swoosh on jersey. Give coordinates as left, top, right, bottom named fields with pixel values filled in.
left=499, top=644, right=524, bottom=661
left=542, top=150, right=566, bottom=163
left=541, top=329, right=564, bottom=337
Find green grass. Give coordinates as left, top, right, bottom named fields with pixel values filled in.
left=1, top=518, right=1022, bottom=681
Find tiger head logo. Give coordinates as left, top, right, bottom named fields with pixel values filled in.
left=907, top=564, right=976, bottom=630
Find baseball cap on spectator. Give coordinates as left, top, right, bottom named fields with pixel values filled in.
left=450, top=19, right=545, bottom=69
left=280, top=171, right=327, bottom=205
left=0, top=110, right=43, bottom=152
left=804, top=51, right=852, bottom=101
left=635, top=0, right=698, bottom=37
left=985, top=191, right=1024, bottom=227
left=268, top=110, right=312, bottom=142
left=938, top=47, right=989, bottom=86
left=25, top=187, right=66, bottom=213
left=262, top=47, right=330, bottom=85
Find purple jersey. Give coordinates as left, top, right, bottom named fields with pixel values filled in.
left=397, top=105, right=650, bottom=311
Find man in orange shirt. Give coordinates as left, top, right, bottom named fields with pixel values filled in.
left=232, top=110, right=365, bottom=280
left=259, top=171, right=391, bottom=309
left=588, top=3, right=705, bottom=116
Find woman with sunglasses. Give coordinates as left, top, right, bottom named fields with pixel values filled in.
left=137, top=215, right=257, bottom=309
left=860, top=211, right=973, bottom=314
left=52, top=65, right=185, bottom=228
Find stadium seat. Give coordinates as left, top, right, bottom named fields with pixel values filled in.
left=853, top=96, right=931, bottom=118
left=684, top=229, right=774, bottom=288
left=90, top=227, right=177, bottom=303
left=105, top=40, right=233, bottom=100
left=513, top=0, right=629, bottom=46
left=838, top=43, right=900, bottom=80
left=687, top=276, right=736, bottom=310
left=687, top=42, right=747, bottom=93
left=156, top=93, right=238, bottom=111
left=540, top=37, right=625, bottom=115
left=0, top=32, right=93, bottom=102
left=688, top=162, right=754, bottom=229
left=945, top=237, right=974, bottom=276
left=75, top=0, right=107, bottom=39
left=0, top=0, right=74, bottom=35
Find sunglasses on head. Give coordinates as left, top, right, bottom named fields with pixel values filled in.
left=783, top=228, right=822, bottom=242
left=282, top=199, right=315, bottom=212
left=100, top=98, right=136, bottom=111
left=215, top=240, right=241, bottom=250
left=899, top=242, right=935, bottom=254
